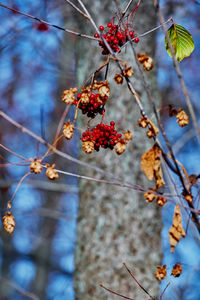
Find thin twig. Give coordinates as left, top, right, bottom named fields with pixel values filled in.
left=9, top=172, right=31, bottom=204
left=152, top=0, right=200, bottom=141
left=123, top=263, right=155, bottom=300
left=64, top=0, right=90, bottom=19
left=0, top=110, right=119, bottom=178
left=122, top=0, right=135, bottom=17
left=53, top=105, right=70, bottom=145
left=0, top=3, right=96, bottom=40
left=76, top=0, right=100, bottom=33
left=160, top=282, right=170, bottom=300
left=0, top=143, right=28, bottom=161
left=121, top=18, right=172, bottom=50
left=48, top=166, right=146, bottom=192
left=0, top=278, right=39, bottom=300
left=0, top=179, right=78, bottom=193
left=0, top=111, right=158, bottom=194
left=100, top=283, right=135, bottom=300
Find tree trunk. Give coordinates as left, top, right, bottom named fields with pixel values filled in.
left=73, top=1, right=162, bottom=299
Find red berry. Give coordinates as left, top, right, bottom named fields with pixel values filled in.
left=90, top=94, right=95, bottom=100
left=94, top=33, right=99, bottom=38
left=37, top=23, right=49, bottom=32
left=134, top=37, right=139, bottom=43
left=107, top=22, right=112, bottom=28
left=99, top=25, right=104, bottom=31
left=129, top=31, right=134, bottom=37
left=77, top=93, right=82, bottom=99
left=110, top=121, right=115, bottom=126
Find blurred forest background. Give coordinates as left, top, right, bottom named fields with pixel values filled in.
left=0, top=0, right=200, bottom=299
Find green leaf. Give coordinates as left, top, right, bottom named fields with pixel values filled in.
left=165, top=24, right=195, bottom=62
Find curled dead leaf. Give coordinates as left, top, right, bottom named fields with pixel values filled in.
left=141, top=145, right=165, bottom=188
left=169, top=205, right=186, bottom=253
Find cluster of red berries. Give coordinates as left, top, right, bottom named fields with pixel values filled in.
left=81, top=121, right=122, bottom=151
left=94, top=23, right=139, bottom=55
left=74, top=93, right=107, bottom=118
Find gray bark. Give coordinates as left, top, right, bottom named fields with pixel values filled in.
left=73, top=1, right=162, bottom=299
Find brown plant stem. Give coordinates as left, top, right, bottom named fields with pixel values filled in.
left=0, top=143, right=28, bottom=161
left=9, top=172, right=31, bottom=206
left=53, top=105, right=70, bottom=145
left=123, top=263, right=155, bottom=300
left=160, top=282, right=170, bottom=300
left=100, top=283, right=135, bottom=300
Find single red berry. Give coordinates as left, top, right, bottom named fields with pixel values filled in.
left=134, top=37, right=139, bottom=43
left=77, top=93, right=82, bottom=99
left=107, top=22, right=112, bottom=28
left=90, top=94, right=95, bottom=100
left=94, top=33, right=99, bottom=38
left=113, top=38, right=119, bottom=44
left=99, top=25, right=104, bottom=31
left=37, top=23, right=49, bottom=32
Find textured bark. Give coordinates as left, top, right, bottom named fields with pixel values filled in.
left=74, top=1, right=162, bottom=299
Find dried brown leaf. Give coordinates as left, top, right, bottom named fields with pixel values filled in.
left=169, top=205, right=186, bottom=253
left=141, top=145, right=161, bottom=181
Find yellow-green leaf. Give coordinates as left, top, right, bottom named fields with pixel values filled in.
left=165, top=24, right=195, bottom=62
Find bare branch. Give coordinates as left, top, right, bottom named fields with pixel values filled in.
left=64, top=0, right=90, bottom=19
left=122, top=0, right=135, bottom=17
left=0, top=3, right=96, bottom=40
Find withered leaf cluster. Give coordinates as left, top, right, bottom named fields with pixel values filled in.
left=3, top=212, right=15, bottom=234
left=171, top=263, right=183, bottom=277
left=137, top=53, right=153, bottom=71
left=155, top=265, right=167, bottom=281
